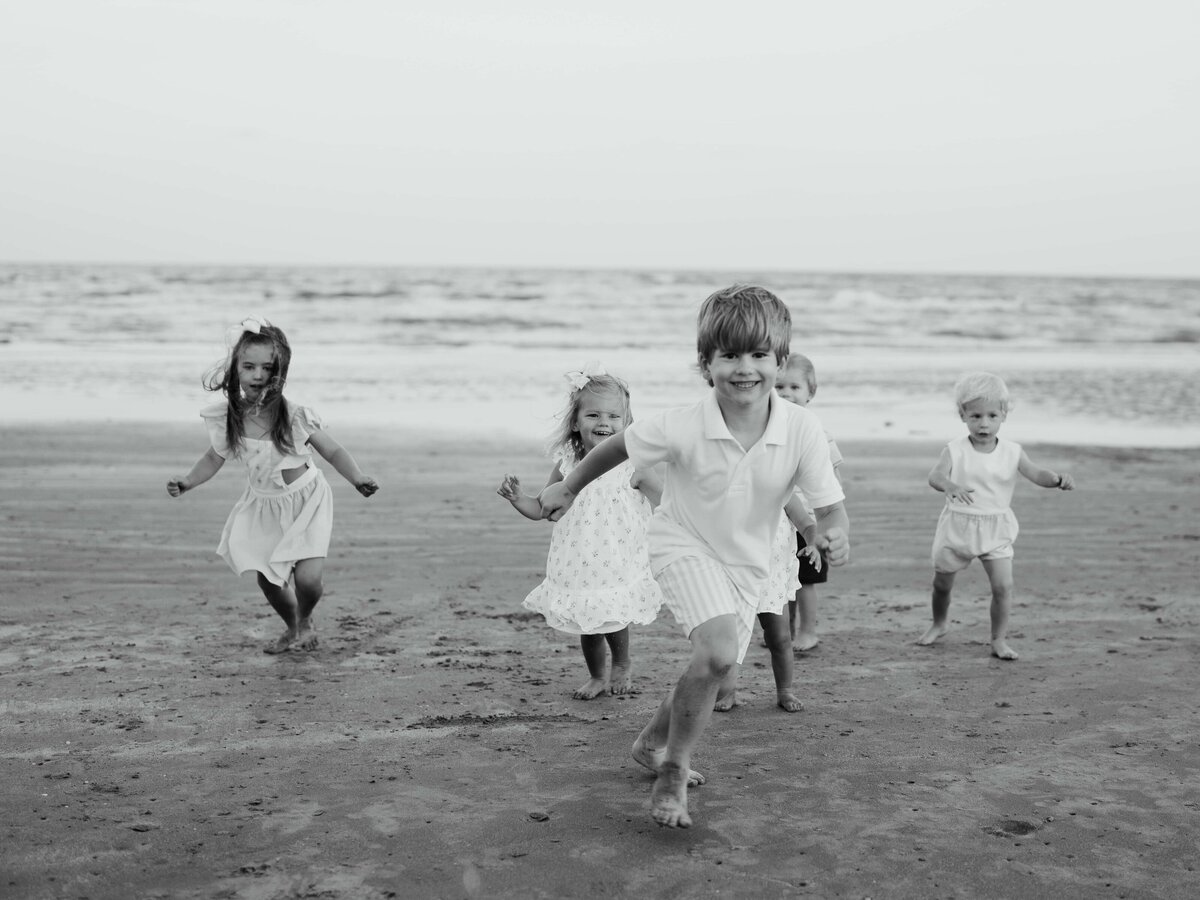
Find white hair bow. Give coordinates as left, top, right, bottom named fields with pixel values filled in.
left=226, top=315, right=269, bottom=346
left=564, top=361, right=607, bottom=391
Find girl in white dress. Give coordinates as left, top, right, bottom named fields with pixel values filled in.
left=168, top=317, right=378, bottom=654
left=497, top=364, right=663, bottom=699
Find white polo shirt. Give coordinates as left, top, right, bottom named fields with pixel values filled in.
left=624, top=391, right=845, bottom=599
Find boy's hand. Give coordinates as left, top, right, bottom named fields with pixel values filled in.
left=355, top=476, right=379, bottom=498
left=166, top=478, right=187, bottom=498
left=816, top=527, right=849, bottom=567
left=1056, top=473, right=1075, bottom=490
left=537, top=482, right=575, bottom=521
left=497, top=474, right=521, bottom=502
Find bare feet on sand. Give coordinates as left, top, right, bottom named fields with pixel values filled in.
left=777, top=690, right=805, bottom=712
left=916, top=624, right=949, bottom=646
left=296, top=619, right=319, bottom=651
left=713, top=690, right=740, bottom=712
left=793, top=632, right=820, bottom=652
left=631, top=737, right=705, bottom=787
left=650, top=762, right=692, bottom=828
left=263, top=628, right=299, bottom=654
left=608, top=662, right=634, bottom=695
left=991, top=639, right=1019, bottom=660
left=573, top=677, right=609, bottom=700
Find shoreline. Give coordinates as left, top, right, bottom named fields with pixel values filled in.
left=2, top=424, right=1197, bottom=899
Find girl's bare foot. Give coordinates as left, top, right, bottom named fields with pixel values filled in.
left=630, top=737, right=705, bottom=787
left=264, top=628, right=298, bottom=654
left=650, top=762, right=691, bottom=828
left=794, top=632, right=820, bottom=652
left=573, top=677, right=609, bottom=700
left=713, top=690, right=739, bottom=712
left=609, top=662, right=634, bottom=695
left=916, top=624, right=949, bottom=646
left=991, top=639, right=1019, bottom=660
left=776, top=690, right=804, bottom=712
left=296, top=619, right=319, bottom=651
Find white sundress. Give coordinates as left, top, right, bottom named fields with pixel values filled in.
left=522, top=458, right=663, bottom=635
left=757, top=513, right=801, bottom=615
left=202, top=401, right=334, bottom=587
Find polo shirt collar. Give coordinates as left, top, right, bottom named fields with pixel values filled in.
left=702, top=391, right=789, bottom=445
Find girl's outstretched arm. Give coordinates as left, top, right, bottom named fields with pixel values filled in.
left=167, top=447, right=225, bottom=497
left=498, top=463, right=563, bottom=521
left=307, top=430, right=379, bottom=497
left=784, top=494, right=822, bottom=571
left=1017, top=450, right=1075, bottom=490
left=538, top=433, right=629, bottom=521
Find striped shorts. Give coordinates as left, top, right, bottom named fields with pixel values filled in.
left=656, top=555, right=759, bottom=664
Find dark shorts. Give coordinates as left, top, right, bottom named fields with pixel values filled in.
left=795, top=533, right=828, bottom=585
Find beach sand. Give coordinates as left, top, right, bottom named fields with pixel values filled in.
left=2, top=424, right=1197, bottom=900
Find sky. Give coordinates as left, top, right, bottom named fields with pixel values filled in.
left=2, top=1, right=1197, bottom=276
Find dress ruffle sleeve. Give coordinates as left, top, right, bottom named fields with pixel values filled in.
left=200, top=402, right=232, bottom=458
left=291, top=405, right=324, bottom=447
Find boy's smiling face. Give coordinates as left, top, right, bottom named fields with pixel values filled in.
left=702, top=345, right=782, bottom=412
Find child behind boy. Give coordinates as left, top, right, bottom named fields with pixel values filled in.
left=538, top=285, right=849, bottom=828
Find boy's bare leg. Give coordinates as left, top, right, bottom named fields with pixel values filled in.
left=794, top=586, right=820, bottom=651
left=983, top=558, right=1019, bottom=660
left=650, top=615, right=739, bottom=827
left=293, top=558, right=325, bottom=651
left=917, top=571, right=955, bottom=645
left=760, top=612, right=803, bottom=712
left=631, top=691, right=705, bottom=787
left=257, top=573, right=299, bottom=654
left=576, top=633, right=610, bottom=699
left=605, top=627, right=633, bottom=695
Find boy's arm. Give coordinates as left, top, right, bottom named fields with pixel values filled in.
left=928, top=446, right=973, bottom=504
left=538, top=433, right=629, bottom=520
left=167, top=447, right=225, bottom=496
left=307, top=430, right=379, bottom=497
left=1017, top=450, right=1075, bottom=490
left=812, top=501, right=850, bottom=566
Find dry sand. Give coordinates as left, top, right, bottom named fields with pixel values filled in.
left=2, top=423, right=1198, bottom=900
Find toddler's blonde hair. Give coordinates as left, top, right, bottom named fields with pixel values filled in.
left=954, top=371, right=1011, bottom=413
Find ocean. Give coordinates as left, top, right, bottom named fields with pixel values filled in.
left=2, top=264, right=1198, bottom=448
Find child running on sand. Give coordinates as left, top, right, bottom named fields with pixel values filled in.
left=918, top=371, right=1075, bottom=660
left=497, top=365, right=663, bottom=699
left=538, top=286, right=849, bottom=828
left=167, top=317, right=378, bottom=654
left=775, top=353, right=844, bottom=651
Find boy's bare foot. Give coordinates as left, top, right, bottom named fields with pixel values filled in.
left=573, top=677, right=609, bottom=700
left=650, top=762, right=692, bottom=828
left=296, top=620, right=319, bottom=651
left=609, top=662, right=634, bottom=695
left=916, top=624, right=949, bottom=646
left=776, top=690, right=805, bottom=712
left=794, top=632, right=820, bottom=652
left=991, top=639, right=1019, bottom=660
left=713, top=690, right=740, bottom=712
left=631, top=737, right=705, bottom=787
left=264, top=629, right=298, bottom=654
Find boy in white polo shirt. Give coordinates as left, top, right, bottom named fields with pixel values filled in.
left=538, top=284, right=849, bottom=828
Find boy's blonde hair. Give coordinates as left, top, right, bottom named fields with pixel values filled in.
left=696, top=284, right=791, bottom=384
left=785, top=353, right=818, bottom=398
left=954, top=371, right=1011, bottom=413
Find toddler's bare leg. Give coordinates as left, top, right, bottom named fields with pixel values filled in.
left=605, top=627, right=633, bottom=695
left=983, top=558, right=1019, bottom=660
left=917, top=571, right=955, bottom=645
left=293, top=558, right=325, bottom=651
left=760, top=612, right=803, bottom=712
left=575, top=634, right=610, bottom=699
left=257, top=573, right=298, bottom=654
left=794, top=585, right=820, bottom=651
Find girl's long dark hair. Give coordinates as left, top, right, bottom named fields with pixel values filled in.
left=203, top=323, right=295, bottom=457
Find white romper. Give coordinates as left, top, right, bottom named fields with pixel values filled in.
left=202, top=401, right=334, bottom=587
left=931, top=435, right=1022, bottom=573
left=522, top=457, right=663, bottom=635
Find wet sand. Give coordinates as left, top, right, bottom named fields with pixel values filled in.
left=2, top=424, right=1197, bottom=899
